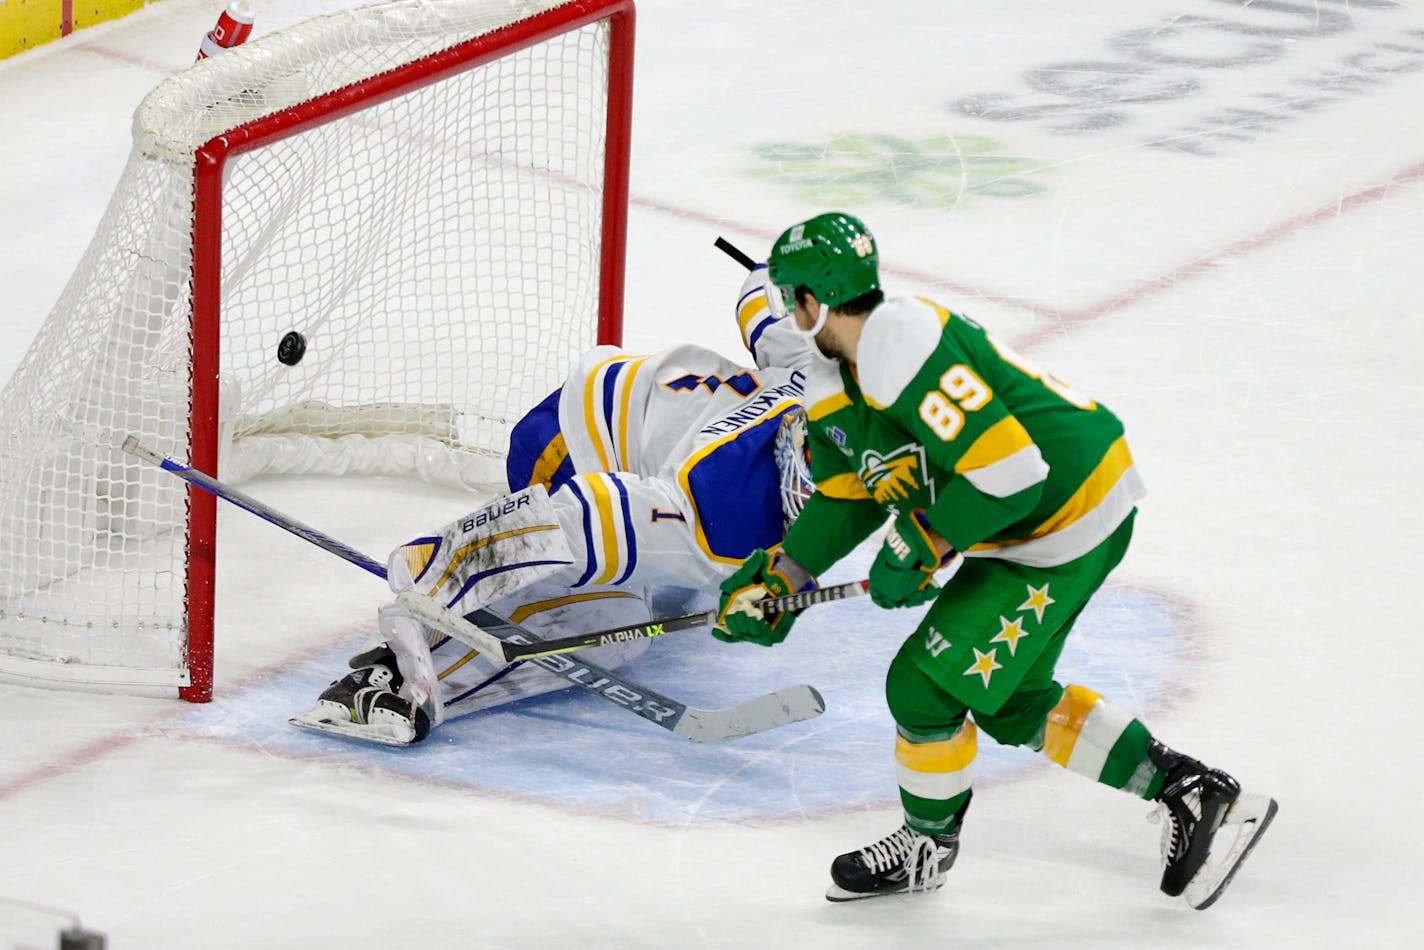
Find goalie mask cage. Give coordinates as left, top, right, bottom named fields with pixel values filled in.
left=0, top=0, right=633, bottom=702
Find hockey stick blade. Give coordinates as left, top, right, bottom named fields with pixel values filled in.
left=471, top=610, right=825, bottom=742
left=672, top=683, right=825, bottom=743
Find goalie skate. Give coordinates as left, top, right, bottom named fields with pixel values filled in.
left=290, top=644, right=431, bottom=747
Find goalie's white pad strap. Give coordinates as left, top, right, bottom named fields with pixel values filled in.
left=379, top=602, right=444, bottom=726
left=388, top=483, right=575, bottom=612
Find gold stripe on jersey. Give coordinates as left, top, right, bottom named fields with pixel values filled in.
left=1026, top=436, right=1134, bottom=539
left=585, top=474, right=623, bottom=585
left=816, top=471, right=872, bottom=501
left=955, top=416, right=1035, bottom=474
left=895, top=721, right=977, bottom=800
left=955, top=416, right=1049, bottom=499
left=616, top=357, right=649, bottom=471
left=527, top=432, right=570, bottom=490
left=738, top=292, right=769, bottom=345
left=809, top=390, right=851, bottom=421
left=966, top=437, right=1136, bottom=560
left=582, top=354, right=626, bottom=471
left=915, top=296, right=954, bottom=328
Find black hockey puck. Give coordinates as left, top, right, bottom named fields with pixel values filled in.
left=277, top=331, right=307, bottom=366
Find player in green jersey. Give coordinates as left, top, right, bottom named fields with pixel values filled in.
left=713, top=212, right=1276, bottom=909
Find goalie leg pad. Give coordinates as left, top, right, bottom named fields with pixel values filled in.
left=436, top=582, right=653, bottom=719
left=387, top=483, right=576, bottom=613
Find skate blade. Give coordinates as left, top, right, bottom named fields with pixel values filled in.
left=1185, top=793, right=1278, bottom=910
left=288, top=713, right=415, bottom=748
left=825, top=880, right=946, bottom=903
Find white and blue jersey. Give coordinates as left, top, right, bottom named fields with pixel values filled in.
left=506, top=343, right=805, bottom=580
left=396, top=267, right=818, bottom=722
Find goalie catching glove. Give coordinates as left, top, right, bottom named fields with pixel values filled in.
left=713, top=547, right=816, bottom=646
left=870, top=508, right=955, bottom=609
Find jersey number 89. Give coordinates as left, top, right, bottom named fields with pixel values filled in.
left=918, top=364, right=991, bottom=441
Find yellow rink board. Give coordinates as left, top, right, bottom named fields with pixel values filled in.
left=0, top=0, right=154, bottom=59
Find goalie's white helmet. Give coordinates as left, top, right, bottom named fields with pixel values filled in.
left=774, top=408, right=813, bottom=528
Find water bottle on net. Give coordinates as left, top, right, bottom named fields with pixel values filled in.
left=196, top=1, right=256, bottom=62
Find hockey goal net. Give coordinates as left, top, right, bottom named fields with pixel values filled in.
left=0, top=0, right=633, bottom=701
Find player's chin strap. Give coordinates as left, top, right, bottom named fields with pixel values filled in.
left=800, top=301, right=830, bottom=339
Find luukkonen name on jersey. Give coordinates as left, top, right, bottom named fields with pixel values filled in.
left=699, top=373, right=805, bottom=436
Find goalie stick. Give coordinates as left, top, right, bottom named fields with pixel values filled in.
left=397, top=580, right=870, bottom=665
left=121, top=436, right=826, bottom=742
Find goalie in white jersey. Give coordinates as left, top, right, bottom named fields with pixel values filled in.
left=295, top=267, right=813, bottom=745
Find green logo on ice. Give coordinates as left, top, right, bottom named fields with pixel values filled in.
left=746, top=133, right=1049, bottom=208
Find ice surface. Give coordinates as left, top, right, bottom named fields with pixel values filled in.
left=2, top=1, right=1421, bottom=946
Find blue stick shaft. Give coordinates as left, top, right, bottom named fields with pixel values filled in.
left=121, top=436, right=387, bottom=579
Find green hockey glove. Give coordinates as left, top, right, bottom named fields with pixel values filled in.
left=869, top=508, right=953, bottom=609
left=713, top=548, right=816, bottom=647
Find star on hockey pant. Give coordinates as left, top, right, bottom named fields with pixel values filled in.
left=989, top=615, right=1030, bottom=655
left=963, top=647, right=1002, bottom=687
left=1017, top=583, right=1055, bottom=623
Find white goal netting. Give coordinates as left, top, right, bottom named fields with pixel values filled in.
left=0, top=0, right=630, bottom=697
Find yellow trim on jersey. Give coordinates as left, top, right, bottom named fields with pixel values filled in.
left=809, top=390, right=852, bottom=421
left=582, top=354, right=626, bottom=471
left=617, top=357, right=648, bottom=471
left=954, top=416, right=1036, bottom=474
left=1028, top=437, right=1133, bottom=539
left=429, top=525, right=561, bottom=598
left=966, top=437, right=1134, bottom=553
left=510, top=590, right=639, bottom=624
left=738, top=294, right=768, bottom=344
left=677, top=399, right=800, bottom=565
left=895, top=721, right=978, bottom=772
left=916, top=296, right=954, bottom=327
left=527, top=432, right=570, bottom=489
left=584, top=475, right=623, bottom=585
left=816, top=471, right=872, bottom=501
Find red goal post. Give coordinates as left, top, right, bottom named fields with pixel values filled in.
left=0, top=0, right=635, bottom=702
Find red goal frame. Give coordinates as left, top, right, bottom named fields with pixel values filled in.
left=180, top=0, right=634, bottom=701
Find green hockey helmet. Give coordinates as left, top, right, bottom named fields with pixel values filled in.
left=766, top=212, right=880, bottom=310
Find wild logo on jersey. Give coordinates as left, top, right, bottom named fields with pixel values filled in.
left=859, top=443, right=935, bottom=504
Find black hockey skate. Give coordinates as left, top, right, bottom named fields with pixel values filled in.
left=825, top=824, right=960, bottom=902
left=1149, top=742, right=1277, bottom=909
left=290, top=644, right=432, bottom=747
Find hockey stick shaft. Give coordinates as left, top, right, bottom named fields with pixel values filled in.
left=714, top=236, right=757, bottom=271
left=401, top=579, right=870, bottom=664
left=124, top=437, right=823, bottom=741
left=121, top=436, right=387, bottom=579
